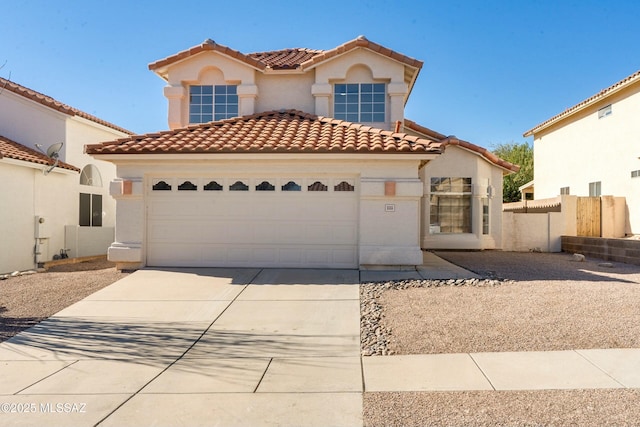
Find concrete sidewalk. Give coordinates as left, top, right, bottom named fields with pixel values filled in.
left=0, top=259, right=638, bottom=426
left=360, top=251, right=480, bottom=281
left=363, top=349, right=640, bottom=392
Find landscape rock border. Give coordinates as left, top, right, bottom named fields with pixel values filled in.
left=360, top=278, right=512, bottom=356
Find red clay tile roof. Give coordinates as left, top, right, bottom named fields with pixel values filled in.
left=404, top=119, right=520, bottom=173
left=247, top=48, right=323, bottom=70
left=0, top=77, right=133, bottom=135
left=149, top=39, right=267, bottom=72
left=299, top=36, right=423, bottom=70
left=86, top=110, right=442, bottom=156
left=440, top=136, right=520, bottom=173
left=0, top=134, right=80, bottom=172
left=524, top=69, right=640, bottom=137
left=149, top=36, right=423, bottom=74
left=403, top=119, right=447, bottom=142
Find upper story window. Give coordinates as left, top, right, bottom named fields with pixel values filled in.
left=189, top=85, right=238, bottom=123
left=589, top=181, right=601, bottom=197
left=598, top=104, right=612, bottom=119
left=334, top=83, right=385, bottom=123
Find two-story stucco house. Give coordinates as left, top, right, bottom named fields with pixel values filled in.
left=524, top=69, right=640, bottom=235
left=87, top=36, right=517, bottom=270
left=0, top=78, right=132, bottom=274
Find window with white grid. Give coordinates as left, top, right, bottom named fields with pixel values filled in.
left=429, top=177, right=472, bottom=234
left=189, top=85, right=238, bottom=123
left=334, top=83, right=385, bottom=123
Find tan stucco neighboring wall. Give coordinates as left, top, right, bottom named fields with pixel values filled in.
left=0, top=90, right=67, bottom=158
left=0, top=88, right=128, bottom=272
left=66, top=117, right=124, bottom=228
left=0, top=161, right=77, bottom=273
left=533, top=83, right=640, bottom=234
left=420, top=145, right=504, bottom=250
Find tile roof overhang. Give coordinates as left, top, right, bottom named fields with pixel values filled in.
left=86, top=110, right=442, bottom=158
left=299, top=36, right=423, bottom=70
left=524, top=69, right=640, bottom=137
left=0, top=134, right=80, bottom=172
left=0, top=78, right=133, bottom=135
left=148, top=36, right=423, bottom=93
left=149, top=39, right=267, bottom=78
left=404, top=119, right=520, bottom=174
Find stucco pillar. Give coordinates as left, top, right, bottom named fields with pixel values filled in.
left=108, top=178, right=144, bottom=270
left=311, top=83, right=332, bottom=117
left=359, top=178, right=424, bottom=266
left=238, top=84, right=258, bottom=116
left=387, top=82, right=408, bottom=129
left=164, top=85, right=186, bottom=130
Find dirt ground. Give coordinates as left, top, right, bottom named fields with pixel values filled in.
left=0, top=258, right=128, bottom=342
left=364, top=251, right=640, bottom=427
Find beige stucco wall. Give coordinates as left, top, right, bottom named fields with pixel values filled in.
left=420, top=145, right=505, bottom=250
left=66, top=117, right=122, bottom=228
left=101, top=155, right=432, bottom=269
left=159, top=46, right=409, bottom=132
left=502, top=211, right=565, bottom=252
left=533, top=83, right=640, bottom=234
left=0, top=161, right=77, bottom=273
left=0, top=90, right=128, bottom=272
left=255, top=73, right=315, bottom=114
left=0, top=91, right=67, bottom=157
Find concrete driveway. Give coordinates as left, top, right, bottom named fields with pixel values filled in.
left=0, top=268, right=363, bottom=427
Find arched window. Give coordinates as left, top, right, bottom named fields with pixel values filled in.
left=80, top=164, right=102, bottom=187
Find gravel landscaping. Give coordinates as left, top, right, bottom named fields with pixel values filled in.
left=0, top=258, right=128, bottom=342
left=365, top=389, right=640, bottom=427
left=362, top=250, right=640, bottom=426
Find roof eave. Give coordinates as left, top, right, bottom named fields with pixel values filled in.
left=300, top=37, right=424, bottom=72
left=524, top=69, right=640, bottom=137
left=149, top=40, right=267, bottom=80
left=441, top=137, right=520, bottom=175
left=87, top=152, right=441, bottom=162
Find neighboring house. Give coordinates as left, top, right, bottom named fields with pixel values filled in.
left=524, top=69, right=640, bottom=235
left=0, top=78, right=132, bottom=274
left=87, top=36, right=517, bottom=270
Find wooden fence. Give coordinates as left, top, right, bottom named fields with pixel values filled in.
left=576, top=197, right=601, bottom=237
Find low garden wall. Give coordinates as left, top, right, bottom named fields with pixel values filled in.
left=561, top=236, right=640, bottom=265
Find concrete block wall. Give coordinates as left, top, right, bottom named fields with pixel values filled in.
left=561, top=236, right=640, bottom=265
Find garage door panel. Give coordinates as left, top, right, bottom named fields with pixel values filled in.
left=148, top=243, right=203, bottom=266
left=253, top=248, right=279, bottom=264
left=329, top=224, right=358, bottom=244
left=149, top=220, right=219, bottom=243
left=147, top=177, right=358, bottom=268
left=332, top=248, right=358, bottom=265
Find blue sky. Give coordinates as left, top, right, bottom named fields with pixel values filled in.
left=2, top=0, right=639, bottom=148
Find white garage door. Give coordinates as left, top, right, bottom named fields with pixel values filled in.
left=146, top=177, right=358, bottom=268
